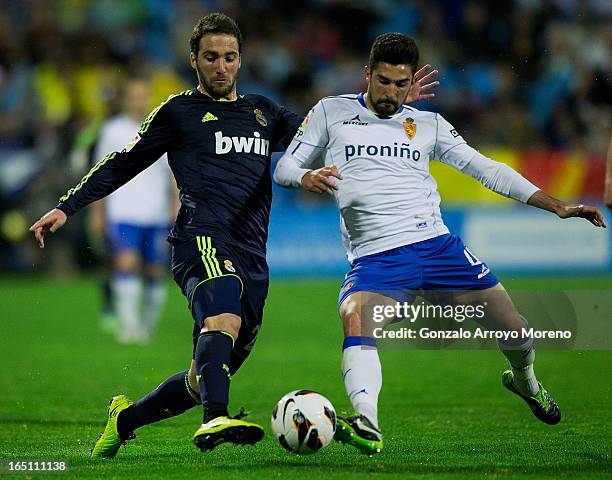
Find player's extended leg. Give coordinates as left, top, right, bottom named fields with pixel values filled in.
left=335, top=291, right=395, bottom=455
left=190, top=278, right=264, bottom=452
left=91, top=368, right=201, bottom=458
left=453, top=284, right=561, bottom=424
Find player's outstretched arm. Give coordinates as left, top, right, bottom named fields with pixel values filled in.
left=29, top=208, right=68, bottom=249
left=527, top=190, right=606, bottom=228
left=447, top=143, right=606, bottom=229
left=405, top=64, right=439, bottom=104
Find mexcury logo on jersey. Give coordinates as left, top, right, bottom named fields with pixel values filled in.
left=215, top=131, right=270, bottom=155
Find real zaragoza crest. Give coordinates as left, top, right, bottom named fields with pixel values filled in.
left=403, top=117, right=416, bottom=140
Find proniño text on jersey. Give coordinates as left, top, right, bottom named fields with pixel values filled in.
left=345, top=142, right=421, bottom=162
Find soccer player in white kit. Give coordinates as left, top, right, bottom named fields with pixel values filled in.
left=90, top=79, right=178, bottom=344
left=274, top=33, right=606, bottom=455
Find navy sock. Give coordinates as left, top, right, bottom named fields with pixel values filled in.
left=117, top=370, right=200, bottom=439
left=195, top=331, right=234, bottom=422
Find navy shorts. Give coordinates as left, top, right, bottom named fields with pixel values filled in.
left=338, top=234, right=499, bottom=308
left=106, top=222, right=170, bottom=265
left=171, top=236, right=269, bottom=373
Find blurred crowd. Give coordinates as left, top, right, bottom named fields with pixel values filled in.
left=0, top=0, right=610, bottom=271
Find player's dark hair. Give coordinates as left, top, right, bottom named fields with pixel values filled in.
left=190, top=13, right=242, bottom=55
left=368, top=33, right=419, bottom=73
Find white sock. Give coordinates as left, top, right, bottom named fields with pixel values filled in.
left=142, top=279, right=166, bottom=338
left=499, top=338, right=539, bottom=396
left=342, top=342, right=382, bottom=429
left=512, top=363, right=539, bottom=396
left=112, top=274, right=142, bottom=341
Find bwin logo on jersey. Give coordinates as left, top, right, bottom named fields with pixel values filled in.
left=215, top=131, right=270, bottom=155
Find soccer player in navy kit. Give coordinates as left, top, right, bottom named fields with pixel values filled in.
left=30, top=13, right=302, bottom=456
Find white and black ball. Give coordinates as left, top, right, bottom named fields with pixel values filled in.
left=271, top=390, right=336, bottom=454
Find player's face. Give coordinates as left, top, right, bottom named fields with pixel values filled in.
left=365, top=63, right=414, bottom=116
left=190, top=34, right=241, bottom=100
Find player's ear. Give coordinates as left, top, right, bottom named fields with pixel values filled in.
left=364, top=65, right=370, bottom=82
left=189, top=52, right=197, bottom=69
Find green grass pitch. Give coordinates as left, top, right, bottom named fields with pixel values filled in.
left=1, top=276, right=611, bottom=479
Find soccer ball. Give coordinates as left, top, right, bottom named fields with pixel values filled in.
left=271, top=390, right=336, bottom=454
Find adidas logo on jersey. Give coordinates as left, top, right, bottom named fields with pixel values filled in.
left=215, top=131, right=270, bottom=156
left=202, top=112, right=219, bottom=122
left=343, top=114, right=368, bottom=126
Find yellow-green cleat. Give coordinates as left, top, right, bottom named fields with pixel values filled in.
left=193, top=416, right=264, bottom=452
left=91, top=395, right=134, bottom=458
left=502, top=370, right=561, bottom=425
left=335, top=414, right=383, bottom=456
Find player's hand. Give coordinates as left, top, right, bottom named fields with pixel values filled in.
left=301, top=166, right=343, bottom=195
left=405, top=64, right=439, bottom=104
left=556, top=203, right=607, bottom=228
left=29, top=208, right=68, bottom=249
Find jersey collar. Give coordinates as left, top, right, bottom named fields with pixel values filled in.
left=193, top=87, right=243, bottom=102
left=357, top=92, right=405, bottom=119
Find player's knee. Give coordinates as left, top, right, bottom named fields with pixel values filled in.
left=187, top=361, right=200, bottom=392
left=114, top=251, right=140, bottom=272
left=340, top=297, right=363, bottom=337
left=203, top=313, right=241, bottom=340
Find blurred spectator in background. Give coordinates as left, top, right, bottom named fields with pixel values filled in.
left=0, top=0, right=609, bottom=272
left=88, top=78, right=178, bottom=344
left=606, top=136, right=612, bottom=209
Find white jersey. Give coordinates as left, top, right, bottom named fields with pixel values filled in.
left=94, top=115, right=173, bottom=225
left=275, top=93, right=538, bottom=262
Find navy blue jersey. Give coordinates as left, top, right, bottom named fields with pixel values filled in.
left=58, top=89, right=302, bottom=257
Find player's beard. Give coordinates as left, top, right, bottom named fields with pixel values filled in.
left=198, top=67, right=237, bottom=100
left=371, top=96, right=400, bottom=116
left=201, top=77, right=236, bottom=99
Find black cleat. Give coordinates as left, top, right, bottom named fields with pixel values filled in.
left=502, top=370, right=561, bottom=425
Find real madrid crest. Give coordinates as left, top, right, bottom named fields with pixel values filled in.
left=224, top=259, right=236, bottom=273
left=403, top=117, right=417, bottom=140
left=254, top=109, right=268, bottom=127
